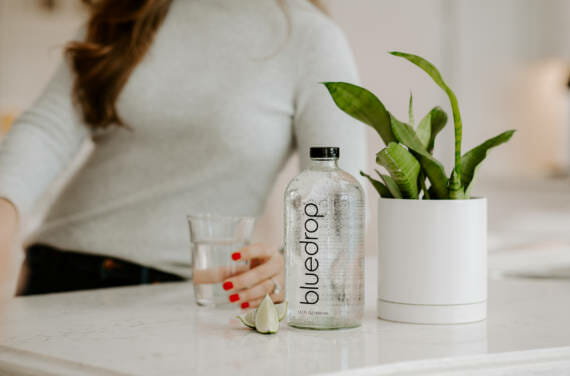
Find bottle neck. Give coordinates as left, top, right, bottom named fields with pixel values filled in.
left=310, top=158, right=339, bottom=170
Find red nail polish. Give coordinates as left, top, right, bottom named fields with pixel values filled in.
left=231, top=252, right=241, bottom=261
left=229, top=294, right=240, bottom=302
left=241, top=302, right=250, bottom=309
left=223, top=281, right=233, bottom=291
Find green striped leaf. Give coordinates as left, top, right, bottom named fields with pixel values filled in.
left=390, top=51, right=464, bottom=185
left=376, top=143, right=421, bottom=199
left=416, top=107, right=448, bottom=153
left=448, top=168, right=466, bottom=199
left=377, top=170, right=403, bottom=199
left=323, top=82, right=395, bottom=145
left=408, top=92, right=415, bottom=127
left=360, top=171, right=393, bottom=198
left=389, top=114, right=449, bottom=198
left=461, top=130, right=516, bottom=197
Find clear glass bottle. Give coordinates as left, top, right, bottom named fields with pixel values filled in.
left=284, top=147, right=365, bottom=329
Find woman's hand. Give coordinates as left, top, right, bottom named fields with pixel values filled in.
left=222, top=243, right=284, bottom=309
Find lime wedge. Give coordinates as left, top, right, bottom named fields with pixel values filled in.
left=236, top=296, right=287, bottom=333
left=236, top=310, right=256, bottom=329
left=254, top=294, right=279, bottom=334
left=275, top=301, right=288, bottom=322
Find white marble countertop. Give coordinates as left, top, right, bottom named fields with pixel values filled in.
left=1, top=256, right=569, bottom=376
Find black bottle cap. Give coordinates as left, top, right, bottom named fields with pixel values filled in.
left=310, top=147, right=340, bottom=159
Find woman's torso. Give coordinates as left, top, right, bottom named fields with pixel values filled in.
left=34, top=0, right=356, bottom=277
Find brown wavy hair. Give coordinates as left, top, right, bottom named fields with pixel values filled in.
left=66, top=0, right=327, bottom=130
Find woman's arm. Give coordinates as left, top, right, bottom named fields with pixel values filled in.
left=0, top=58, right=90, bottom=297
left=0, top=60, right=90, bottom=219
left=292, top=16, right=368, bottom=186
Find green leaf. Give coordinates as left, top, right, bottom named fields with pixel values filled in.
left=389, top=114, right=448, bottom=198
left=323, top=82, right=395, bottom=145
left=416, top=115, right=430, bottom=148
left=390, top=51, right=463, bottom=180
left=416, top=154, right=448, bottom=198
left=416, top=107, right=448, bottom=153
left=389, top=114, right=427, bottom=153
left=360, top=171, right=393, bottom=198
left=408, top=92, right=415, bottom=127
left=377, top=170, right=403, bottom=198
left=376, top=143, right=421, bottom=199
left=461, top=130, right=516, bottom=197
left=448, top=168, right=466, bottom=199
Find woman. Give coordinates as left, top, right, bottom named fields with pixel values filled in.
left=0, top=0, right=365, bottom=308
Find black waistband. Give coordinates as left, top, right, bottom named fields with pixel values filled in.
left=19, top=244, right=185, bottom=296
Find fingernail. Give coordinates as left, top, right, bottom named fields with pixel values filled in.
left=222, top=281, right=233, bottom=291
left=229, top=293, right=240, bottom=302
left=231, top=252, right=241, bottom=261
left=241, top=302, right=250, bottom=309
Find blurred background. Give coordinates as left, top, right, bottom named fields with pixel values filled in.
left=1, top=0, right=569, bottom=282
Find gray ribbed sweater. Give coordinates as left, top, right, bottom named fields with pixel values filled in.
left=0, top=0, right=366, bottom=277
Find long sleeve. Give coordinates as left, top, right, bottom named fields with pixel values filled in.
left=0, top=60, right=89, bottom=217
left=292, top=14, right=367, bottom=187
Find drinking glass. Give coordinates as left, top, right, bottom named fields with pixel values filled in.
left=187, top=214, right=255, bottom=307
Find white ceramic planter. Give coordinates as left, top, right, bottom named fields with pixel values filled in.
left=377, top=198, right=487, bottom=324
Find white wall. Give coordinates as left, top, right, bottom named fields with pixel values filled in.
left=0, top=1, right=86, bottom=114
left=450, top=0, right=570, bottom=177
left=329, top=0, right=570, bottom=178
left=328, top=0, right=451, bottom=164
left=327, top=1, right=569, bottom=254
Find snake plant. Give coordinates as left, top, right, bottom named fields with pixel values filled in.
left=324, top=51, right=515, bottom=200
